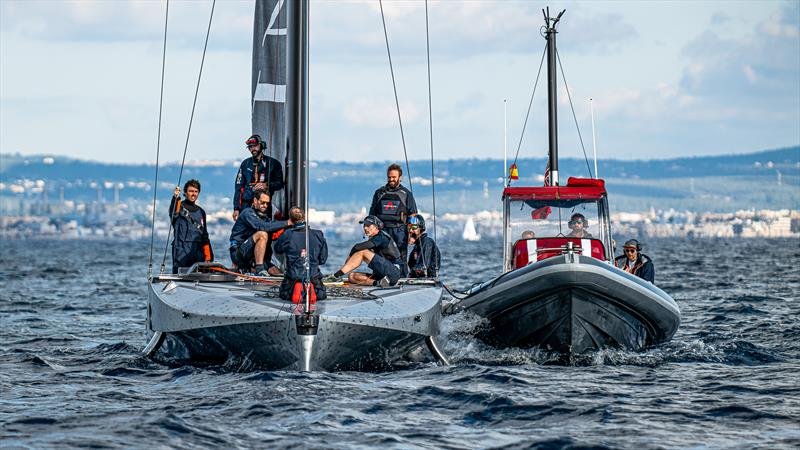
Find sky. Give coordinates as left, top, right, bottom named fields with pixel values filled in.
left=1, top=0, right=798, bottom=165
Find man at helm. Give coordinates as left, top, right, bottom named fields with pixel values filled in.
left=566, top=213, right=593, bottom=238
left=614, top=239, right=655, bottom=283
left=233, top=134, right=285, bottom=221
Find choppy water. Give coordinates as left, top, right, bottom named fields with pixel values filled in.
left=1, top=238, right=799, bottom=449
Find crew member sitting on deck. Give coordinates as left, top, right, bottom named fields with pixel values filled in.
left=324, top=215, right=403, bottom=287
left=232, top=134, right=285, bottom=221
left=229, top=190, right=290, bottom=276
left=615, top=239, right=655, bottom=283
left=274, top=207, right=328, bottom=301
left=407, top=214, right=441, bottom=278
left=566, top=213, right=593, bottom=238
left=369, top=163, right=417, bottom=274
left=169, top=179, right=213, bottom=274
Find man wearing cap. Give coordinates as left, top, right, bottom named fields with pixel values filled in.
left=229, top=189, right=291, bottom=276
left=324, top=215, right=403, bottom=287
left=369, top=163, right=417, bottom=271
left=232, top=134, right=285, bottom=221
left=615, top=239, right=655, bottom=283
left=407, top=214, right=440, bottom=279
left=566, top=213, right=593, bottom=238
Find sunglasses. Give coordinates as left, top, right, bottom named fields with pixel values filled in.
left=624, top=248, right=636, bottom=253
left=408, top=225, right=420, bottom=230
left=257, top=200, right=270, bottom=205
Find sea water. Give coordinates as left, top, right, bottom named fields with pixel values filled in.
left=1, top=238, right=798, bottom=448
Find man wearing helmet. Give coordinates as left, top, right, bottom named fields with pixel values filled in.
left=233, top=134, right=285, bottom=221
left=407, top=214, right=440, bottom=279
left=614, top=239, right=655, bottom=283
left=566, top=213, right=593, bottom=238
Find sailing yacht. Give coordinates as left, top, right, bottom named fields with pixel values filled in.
left=144, top=0, right=445, bottom=371
left=462, top=217, right=481, bottom=241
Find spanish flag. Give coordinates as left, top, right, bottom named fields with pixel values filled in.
left=509, top=163, right=519, bottom=180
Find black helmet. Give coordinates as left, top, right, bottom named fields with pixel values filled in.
left=407, top=214, right=426, bottom=231
left=245, top=134, right=264, bottom=149
left=359, top=215, right=384, bottom=230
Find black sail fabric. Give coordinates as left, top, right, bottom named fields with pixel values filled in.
left=252, top=0, right=287, bottom=214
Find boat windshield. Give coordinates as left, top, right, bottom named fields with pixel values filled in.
left=507, top=198, right=600, bottom=240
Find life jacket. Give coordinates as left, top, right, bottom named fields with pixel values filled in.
left=291, top=281, right=317, bottom=304
left=174, top=200, right=205, bottom=242
left=376, top=187, right=409, bottom=225
left=377, top=230, right=402, bottom=262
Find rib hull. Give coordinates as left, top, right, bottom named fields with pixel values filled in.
left=457, top=254, right=680, bottom=354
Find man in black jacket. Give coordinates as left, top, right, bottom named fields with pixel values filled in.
left=274, top=207, right=328, bottom=301
left=169, top=179, right=213, bottom=274
left=614, top=239, right=655, bottom=283
left=324, top=215, right=403, bottom=287
left=229, top=190, right=290, bottom=276
left=232, top=134, right=285, bottom=221
left=407, top=214, right=440, bottom=278
left=369, top=163, right=417, bottom=271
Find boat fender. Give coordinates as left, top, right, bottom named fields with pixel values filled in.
left=291, top=281, right=317, bottom=304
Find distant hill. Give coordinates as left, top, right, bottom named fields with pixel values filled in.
left=1, top=146, right=798, bottom=213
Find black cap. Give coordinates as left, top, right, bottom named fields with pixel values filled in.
left=359, top=215, right=383, bottom=229
left=623, top=239, right=641, bottom=250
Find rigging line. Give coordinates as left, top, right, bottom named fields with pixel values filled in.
left=160, top=0, right=216, bottom=271
left=424, top=0, right=436, bottom=241
left=378, top=0, right=413, bottom=193
left=148, top=0, right=169, bottom=278
left=556, top=49, right=593, bottom=178
left=509, top=42, right=547, bottom=186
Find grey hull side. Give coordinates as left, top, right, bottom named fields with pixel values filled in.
left=458, top=254, right=680, bottom=353
left=147, top=281, right=442, bottom=371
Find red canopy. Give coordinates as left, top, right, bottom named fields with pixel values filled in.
left=503, top=177, right=606, bottom=201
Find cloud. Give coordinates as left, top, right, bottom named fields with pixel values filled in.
left=0, top=0, right=252, bottom=49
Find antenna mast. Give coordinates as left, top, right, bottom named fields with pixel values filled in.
left=544, top=8, right=564, bottom=186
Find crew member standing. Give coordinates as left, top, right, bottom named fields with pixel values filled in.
left=369, top=163, right=417, bottom=271
left=273, top=207, right=328, bottom=301
left=233, top=134, right=285, bottom=221
left=169, top=179, right=213, bottom=274
left=407, top=214, right=440, bottom=279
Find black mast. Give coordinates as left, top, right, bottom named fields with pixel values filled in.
left=285, top=0, right=308, bottom=212
left=544, top=8, right=564, bottom=186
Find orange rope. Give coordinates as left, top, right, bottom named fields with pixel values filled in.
left=208, top=266, right=281, bottom=284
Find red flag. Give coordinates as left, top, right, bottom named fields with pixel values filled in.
left=531, top=206, right=552, bottom=220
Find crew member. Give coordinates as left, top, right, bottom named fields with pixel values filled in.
left=229, top=189, right=289, bottom=276
left=233, top=134, right=285, bottom=221
left=407, top=214, right=440, bottom=278
left=369, top=163, right=417, bottom=271
left=566, top=213, right=593, bottom=238
left=169, top=179, right=213, bottom=274
left=324, top=215, right=403, bottom=287
left=273, top=207, right=328, bottom=301
left=614, top=239, right=655, bottom=283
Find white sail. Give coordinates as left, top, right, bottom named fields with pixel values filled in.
left=462, top=217, right=481, bottom=241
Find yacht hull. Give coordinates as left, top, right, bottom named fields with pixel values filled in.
left=147, top=279, right=442, bottom=371
left=456, top=254, right=680, bottom=354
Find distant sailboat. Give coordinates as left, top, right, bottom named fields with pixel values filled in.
left=462, top=217, right=481, bottom=241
